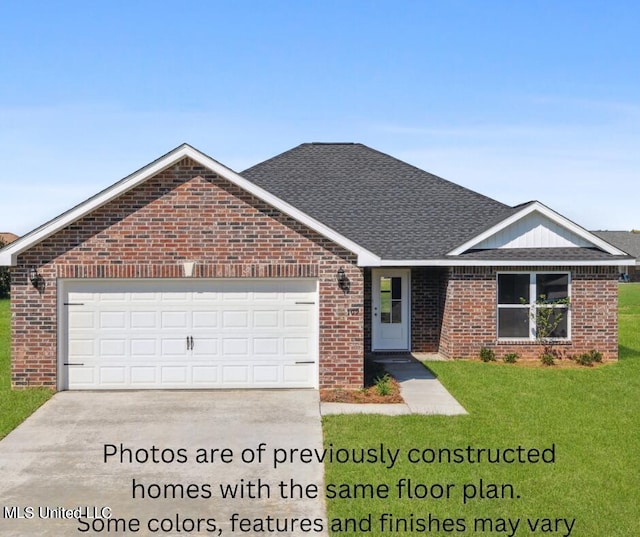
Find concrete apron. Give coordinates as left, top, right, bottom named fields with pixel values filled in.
left=0, top=391, right=328, bottom=537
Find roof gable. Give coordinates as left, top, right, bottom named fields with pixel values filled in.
left=0, top=144, right=379, bottom=266
left=448, top=201, right=628, bottom=257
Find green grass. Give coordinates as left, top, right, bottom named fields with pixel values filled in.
left=1, top=286, right=639, bottom=534
left=323, top=283, right=640, bottom=536
left=0, top=299, right=53, bottom=439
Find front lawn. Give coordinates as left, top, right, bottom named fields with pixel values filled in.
left=323, top=283, right=640, bottom=536
left=0, top=299, right=53, bottom=439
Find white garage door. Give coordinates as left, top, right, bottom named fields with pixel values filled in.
left=61, top=279, right=318, bottom=389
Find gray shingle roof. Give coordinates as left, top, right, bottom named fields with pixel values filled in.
left=592, top=231, right=640, bottom=260
left=242, top=143, right=516, bottom=259
left=452, top=248, right=631, bottom=262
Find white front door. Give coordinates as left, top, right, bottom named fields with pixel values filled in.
left=372, top=269, right=410, bottom=351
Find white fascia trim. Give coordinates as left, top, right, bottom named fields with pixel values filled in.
left=0, top=144, right=379, bottom=267
left=373, top=258, right=635, bottom=267
left=447, top=201, right=629, bottom=257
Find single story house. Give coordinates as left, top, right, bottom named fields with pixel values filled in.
left=0, top=143, right=633, bottom=390
left=592, top=231, right=640, bottom=282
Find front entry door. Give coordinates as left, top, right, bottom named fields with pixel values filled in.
left=372, top=269, right=410, bottom=351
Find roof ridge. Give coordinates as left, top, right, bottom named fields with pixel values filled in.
left=305, top=142, right=358, bottom=145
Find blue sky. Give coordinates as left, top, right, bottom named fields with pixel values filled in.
left=1, top=0, right=638, bottom=236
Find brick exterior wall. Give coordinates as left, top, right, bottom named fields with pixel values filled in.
left=11, top=158, right=364, bottom=389
left=439, top=266, right=619, bottom=361
left=410, top=268, right=448, bottom=352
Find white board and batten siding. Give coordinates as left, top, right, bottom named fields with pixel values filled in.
left=58, top=279, right=318, bottom=390
left=474, top=212, right=592, bottom=250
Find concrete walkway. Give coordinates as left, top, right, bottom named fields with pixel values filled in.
left=321, top=355, right=467, bottom=416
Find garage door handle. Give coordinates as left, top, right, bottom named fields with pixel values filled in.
left=295, top=301, right=315, bottom=304
left=64, top=362, right=85, bottom=366
left=190, top=336, right=194, bottom=350
left=295, top=361, right=315, bottom=364
left=186, top=336, right=195, bottom=350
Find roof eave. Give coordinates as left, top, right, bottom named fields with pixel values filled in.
left=366, top=258, right=635, bottom=267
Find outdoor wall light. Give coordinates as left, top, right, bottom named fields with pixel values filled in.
left=336, top=268, right=350, bottom=293
left=29, top=268, right=41, bottom=288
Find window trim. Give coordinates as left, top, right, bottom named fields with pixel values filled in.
left=496, top=271, right=571, bottom=342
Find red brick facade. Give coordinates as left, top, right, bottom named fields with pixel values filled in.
left=438, top=266, right=619, bottom=361
left=9, top=157, right=621, bottom=390
left=11, top=158, right=364, bottom=389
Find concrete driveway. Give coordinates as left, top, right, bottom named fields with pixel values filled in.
left=0, top=391, right=328, bottom=536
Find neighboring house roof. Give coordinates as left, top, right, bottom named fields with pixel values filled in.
left=0, top=143, right=633, bottom=268
left=0, top=232, right=18, bottom=245
left=592, top=231, right=640, bottom=263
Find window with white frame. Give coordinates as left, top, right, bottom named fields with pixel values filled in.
left=497, top=272, right=570, bottom=340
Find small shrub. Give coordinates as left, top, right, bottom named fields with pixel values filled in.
left=503, top=352, right=519, bottom=363
left=374, top=374, right=392, bottom=396
left=574, top=350, right=603, bottom=367
left=540, top=352, right=555, bottom=366
left=479, top=347, right=496, bottom=362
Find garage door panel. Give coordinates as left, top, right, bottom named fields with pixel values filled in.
left=192, top=311, right=218, bottom=328
left=161, top=292, right=189, bottom=302
left=222, top=365, right=250, bottom=384
left=68, top=366, right=94, bottom=387
left=131, top=367, right=156, bottom=384
left=99, top=311, right=127, bottom=329
left=222, top=338, right=249, bottom=355
left=69, top=311, right=95, bottom=329
left=191, top=366, right=218, bottom=383
left=161, top=338, right=190, bottom=357
left=99, top=339, right=127, bottom=357
left=284, top=310, right=311, bottom=328
left=161, top=366, right=188, bottom=384
left=253, top=310, right=279, bottom=328
left=131, top=311, right=157, bottom=329
left=253, top=365, right=279, bottom=383
left=161, top=311, right=189, bottom=329
left=64, top=279, right=317, bottom=389
left=99, top=367, right=126, bottom=384
left=284, top=337, right=310, bottom=355
left=130, top=339, right=157, bottom=356
left=191, top=338, right=218, bottom=356
left=99, top=292, right=127, bottom=302
left=68, top=338, right=94, bottom=357
left=130, top=292, right=157, bottom=302
left=222, top=311, right=249, bottom=328
left=253, top=338, right=279, bottom=355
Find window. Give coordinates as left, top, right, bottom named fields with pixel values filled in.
left=380, top=276, right=402, bottom=324
left=497, top=273, right=570, bottom=340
